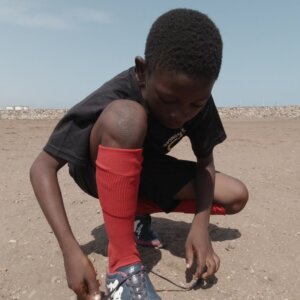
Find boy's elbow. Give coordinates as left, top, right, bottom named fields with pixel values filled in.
left=30, top=152, right=50, bottom=178
left=29, top=160, right=37, bottom=182
left=29, top=156, right=43, bottom=186
left=30, top=151, right=66, bottom=184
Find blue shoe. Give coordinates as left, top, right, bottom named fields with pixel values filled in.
left=106, top=263, right=161, bottom=299
left=134, top=215, right=163, bottom=248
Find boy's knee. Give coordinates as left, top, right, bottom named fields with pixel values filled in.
left=96, top=100, right=148, bottom=148
left=228, top=181, right=249, bottom=214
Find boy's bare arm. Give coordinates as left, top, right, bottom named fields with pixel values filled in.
left=30, top=151, right=77, bottom=251
left=30, top=151, right=100, bottom=299
left=185, top=153, right=220, bottom=279
left=195, top=153, right=215, bottom=213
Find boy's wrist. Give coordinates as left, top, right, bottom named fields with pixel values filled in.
left=193, top=207, right=210, bottom=228
left=58, top=234, right=80, bottom=256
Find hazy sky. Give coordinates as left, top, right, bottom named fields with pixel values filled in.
left=0, top=0, right=299, bottom=108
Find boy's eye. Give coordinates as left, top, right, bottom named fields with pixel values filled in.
left=191, top=98, right=210, bottom=109
left=191, top=103, right=200, bottom=108
left=191, top=103, right=203, bottom=109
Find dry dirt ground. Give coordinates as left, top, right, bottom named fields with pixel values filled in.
left=1, top=117, right=299, bottom=300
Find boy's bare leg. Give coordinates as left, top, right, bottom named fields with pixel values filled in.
left=89, top=100, right=161, bottom=299
left=134, top=171, right=248, bottom=250
left=214, top=173, right=249, bottom=214
left=175, top=172, right=249, bottom=214
left=90, top=100, right=147, bottom=272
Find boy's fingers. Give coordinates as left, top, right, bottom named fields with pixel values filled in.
left=88, top=294, right=101, bottom=300
left=84, top=258, right=100, bottom=299
left=185, top=245, right=193, bottom=268
left=88, top=291, right=101, bottom=300
left=74, top=284, right=88, bottom=300
left=202, top=259, right=216, bottom=279
left=75, top=289, right=87, bottom=300
left=195, top=254, right=206, bottom=278
left=86, top=276, right=101, bottom=298
left=214, top=253, right=220, bottom=272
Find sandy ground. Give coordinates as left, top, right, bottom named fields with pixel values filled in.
left=1, top=117, right=299, bottom=300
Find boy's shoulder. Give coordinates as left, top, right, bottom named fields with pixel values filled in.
left=44, top=67, right=143, bottom=165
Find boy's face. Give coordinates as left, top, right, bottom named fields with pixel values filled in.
left=135, top=58, right=214, bottom=129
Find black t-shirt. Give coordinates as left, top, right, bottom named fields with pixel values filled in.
left=44, top=67, right=226, bottom=165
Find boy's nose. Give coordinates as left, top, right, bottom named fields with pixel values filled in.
left=169, top=108, right=191, bottom=123
left=168, top=111, right=186, bottom=127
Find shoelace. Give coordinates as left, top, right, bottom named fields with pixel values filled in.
left=103, top=268, right=146, bottom=300
left=150, top=270, right=204, bottom=291
left=103, top=268, right=204, bottom=299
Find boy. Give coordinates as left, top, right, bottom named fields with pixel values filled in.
left=30, top=8, right=248, bottom=300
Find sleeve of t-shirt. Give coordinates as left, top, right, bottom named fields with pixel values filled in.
left=186, top=97, right=227, bottom=159
left=43, top=113, right=94, bottom=166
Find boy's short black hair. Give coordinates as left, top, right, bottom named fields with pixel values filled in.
left=145, top=8, right=223, bottom=80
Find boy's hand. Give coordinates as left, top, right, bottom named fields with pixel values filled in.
left=185, top=219, right=220, bottom=280
left=63, top=247, right=101, bottom=299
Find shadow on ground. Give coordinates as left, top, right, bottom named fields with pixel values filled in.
left=80, top=216, right=241, bottom=292
left=81, top=216, right=241, bottom=263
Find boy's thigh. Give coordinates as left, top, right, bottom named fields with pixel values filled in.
left=68, top=155, right=197, bottom=213
left=140, top=155, right=197, bottom=212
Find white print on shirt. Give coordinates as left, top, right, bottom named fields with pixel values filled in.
left=163, top=128, right=186, bottom=151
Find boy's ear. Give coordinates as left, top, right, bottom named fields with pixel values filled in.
left=135, top=56, right=147, bottom=85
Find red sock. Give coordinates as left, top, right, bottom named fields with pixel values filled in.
left=96, top=145, right=143, bottom=273
left=136, top=199, right=226, bottom=215
left=210, top=203, right=226, bottom=215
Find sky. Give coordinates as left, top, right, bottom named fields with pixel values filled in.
left=0, top=0, right=299, bottom=108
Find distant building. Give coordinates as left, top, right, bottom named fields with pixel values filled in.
left=5, top=106, right=29, bottom=111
